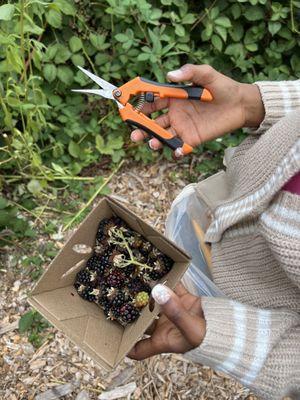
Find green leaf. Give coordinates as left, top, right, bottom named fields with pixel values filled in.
left=268, top=21, right=281, bottom=36
left=245, top=43, right=258, bottom=52
left=19, top=311, right=35, bottom=333
left=43, top=64, right=57, bottom=83
left=115, top=33, right=128, bottom=43
left=231, top=3, right=241, bottom=19
left=215, top=16, right=231, bottom=28
left=48, top=94, right=62, bottom=106
left=90, top=33, right=110, bottom=50
left=215, top=26, right=227, bottom=42
left=57, top=66, right=73, bottom=85
left=46, top=9, right=62, bottom=28
left=291, top=54, right=300, bottom=74
left=181, top=13, right=196, bottom=24
left=244, top=6, right=264, bottom=21
left=137, top=53, right=150, bottom=61
left=54, top=0, right=76, bottom=16
left=71, top=54, right=85, bottom=67
left=175, top=25, right=185, bottom=37
left=54, top=45, right=71, bottom=64
left=69, top=36, right=82, bottom=53
left=27, top=179, right=43, bottom=195
left=68, top=140, right=80, bottom=158
left=0, top=4, right=15, bottom=21
left=0, top=197, right=8, bottom=209
left=212, top=34, right=223, bottom=51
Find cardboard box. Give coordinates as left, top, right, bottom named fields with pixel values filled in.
left=29, top=197, right=191, bottom=371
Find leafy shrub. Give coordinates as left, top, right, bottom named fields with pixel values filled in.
left=0, top=0, right=299, bottom=232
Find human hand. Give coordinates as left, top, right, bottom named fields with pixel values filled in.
left=131, top=64, right=265, bottom=153
left=128, top=283, right=206, bottom=360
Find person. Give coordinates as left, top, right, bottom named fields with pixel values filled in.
left=128, top=64, right=300, bottom=400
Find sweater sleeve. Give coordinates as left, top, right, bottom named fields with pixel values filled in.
left=184, top=297, right=300, bottom=400
left=185, top=190, right=300, bottom=399
left=249, top=79, right=300, bottom=135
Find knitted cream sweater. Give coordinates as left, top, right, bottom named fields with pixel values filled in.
left=185, top=80, right=300, bottom=399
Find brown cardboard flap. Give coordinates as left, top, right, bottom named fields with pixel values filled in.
left=28, top=297, right=114, bottom=370
left=29, top=196, right=191, bottom=371
left=84, top=316, right=123, bottom=366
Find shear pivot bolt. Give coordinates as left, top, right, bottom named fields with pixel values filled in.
left=114, top=89, right=122, bottom=97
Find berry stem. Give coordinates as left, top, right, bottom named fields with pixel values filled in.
left=108, top=227, right=151, bottom=272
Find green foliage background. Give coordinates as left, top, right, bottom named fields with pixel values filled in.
left=0, top=0, right=300, bottom=239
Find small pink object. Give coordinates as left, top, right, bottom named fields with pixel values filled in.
left=282, top=171, right=300, bottom=195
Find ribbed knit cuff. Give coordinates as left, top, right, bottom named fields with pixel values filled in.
left=184, top=297, right=299, bottom=388
left=248, top=80, right=300, bottom=134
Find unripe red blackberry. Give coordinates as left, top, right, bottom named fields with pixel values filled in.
left=106, top=270, right=125, bottom=288
left=117, top=303, right=140, bottom=325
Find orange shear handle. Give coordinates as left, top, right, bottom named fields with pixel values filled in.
left=117, top=77, right=213, bottom=105
left=119, top=103, right=193, bottom=155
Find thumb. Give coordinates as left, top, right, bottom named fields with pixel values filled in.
left=167, top=64, right=217, bottom=87
left=151, top=284, right=205, bottom=347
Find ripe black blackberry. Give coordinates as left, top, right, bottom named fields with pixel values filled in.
left=117, top=303, right=140, bottom=325
left=75, top=269, right=96, bottom=286
left=106, top=270, right=125, bottom=288
left=127, top=277, right=151, bottom=296
left=110, top=290, right=127, bottom=308
left=140, top=241, right=153, bottom=257
left=123, top=263, right=135, bottom=277
left=148, top=255, right=173, bottom=281
left=86, top=254, right=110, bottom=276
left=76, top=285, right=100, bottom=302
left=160, top=254, right=174, bottom=269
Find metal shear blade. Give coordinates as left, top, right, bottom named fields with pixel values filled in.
left=77, top=66, right=116, bottom=91
left=72, top=66, right=124, bottom=109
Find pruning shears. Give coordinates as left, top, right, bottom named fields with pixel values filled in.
left=73, top=66, right=213, bottom=156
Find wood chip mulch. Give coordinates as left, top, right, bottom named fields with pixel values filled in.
left=0, top=160, right=258, bottom=400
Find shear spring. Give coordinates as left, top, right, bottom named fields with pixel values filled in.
left=134, top=93, right=146, bottom=111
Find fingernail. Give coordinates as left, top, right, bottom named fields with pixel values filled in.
left=148, top=139, right=155, bottom=150
left=152, top=284, right=171, bottom=305
left=167, top=69, right=183, bottom=79
left=174, top=147, right=184, bottom=158
left=131, top=132, right=138, bottom=142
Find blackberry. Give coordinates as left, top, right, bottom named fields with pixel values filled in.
left=117, top=303, right=140, bottom=325
left=75, top=269, right=96, bottom=286
left=110, top=290, right=127, bottom=308
left=127, top=277, right=151, bottom=296
left=96, top=218, right=111, bottom=243
left=140, top=241, right=153, bottom=257
left=148, top=256, right=173, bottom=281
left=86, top=254, right=110, bottom=276
left=77, top=286, right=100, bottom=302
left=106, top=270, right=126, bottom=288
left=134, top=291, right=149, bottom=308
left=123, top=263, right=135, bottom=277
left=160, top=254, right=174, bottom=269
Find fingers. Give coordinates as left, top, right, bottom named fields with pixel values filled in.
left=131, top=113, right=171, bottom=151
left=140, top=98, right=169, bottom=115
left=167, top=64, right=218, bottom=87
left=151, top=284, right=205, bottom=347
left=128, top=336, right=166, bottom=360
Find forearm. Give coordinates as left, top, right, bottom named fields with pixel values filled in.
left=244, top=79, right=300, bottom=134
left=185, top=297, right=300, bottom=399
left=240, top=83, right=265, bottom=128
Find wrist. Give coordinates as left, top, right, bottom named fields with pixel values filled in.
left=240, top=83, right=265, bottom=128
